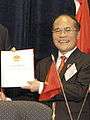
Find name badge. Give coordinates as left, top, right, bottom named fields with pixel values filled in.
left=65, top=63, right=77, bottom=81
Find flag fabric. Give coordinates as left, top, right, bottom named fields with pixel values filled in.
left=39, top=62, right=61, bottom=101
left=75, top=0, right=90, bottom=53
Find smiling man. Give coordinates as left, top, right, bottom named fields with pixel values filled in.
left=26, top=14, right=90, bottom=120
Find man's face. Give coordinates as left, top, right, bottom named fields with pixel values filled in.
left=52, top=15, right=79, bottom=53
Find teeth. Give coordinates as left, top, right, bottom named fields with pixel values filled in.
left=58, top=41, right=68, bottom=43
left=58, top=39, right=69, bottom=43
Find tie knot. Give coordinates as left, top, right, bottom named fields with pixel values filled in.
left=60, top=56, right=66, bottom=61
left=58, top=56, right=66, bottom=73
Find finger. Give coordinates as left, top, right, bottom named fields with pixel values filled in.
left=11, top=47, right=16, bottom=52
left=21, top=86, right=30, bottom=89
left=21, top=83, right=32, bottom=89
left=27, top=81, right=33, bottom=84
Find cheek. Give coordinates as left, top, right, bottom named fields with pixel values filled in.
left=69, top=38, right=77, bottom=48
left=69, top=34, right=77, bottom=43
left=52, top=34, right=59, bottom=42
left=52, top=34, right=57, bottom=43
left=69, top=35, right=77, bottom=47
left=52, top=34, right=56, bottom=40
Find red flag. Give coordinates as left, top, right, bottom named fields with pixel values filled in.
left=75, top=0, right=90, bottom=53
left=39, top=62, right=61, bottom=101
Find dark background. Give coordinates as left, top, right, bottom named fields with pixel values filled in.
left=0, top=0, right=89, bottom=61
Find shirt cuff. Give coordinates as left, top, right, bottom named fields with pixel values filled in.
left=6, top=97, right=12, bottom=101
left=38, top=82, right=44, bottom=94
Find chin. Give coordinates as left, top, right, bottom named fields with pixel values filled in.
left=59, top=48, right=70, bottom=53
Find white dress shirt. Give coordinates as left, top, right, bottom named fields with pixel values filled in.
left=39, top=47, right=77, bottom=94
left=56, top=47, right=77, bottom=69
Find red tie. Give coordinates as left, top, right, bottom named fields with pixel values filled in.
left=58, top=56, right=66, bottom=73
left=55, top=56, right=67, bottom=120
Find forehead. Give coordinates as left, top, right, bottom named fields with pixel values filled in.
left=53, top=15, right=74, bottom=28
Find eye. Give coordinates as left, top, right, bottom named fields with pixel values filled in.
left=53, top=28, right=60, bottom=32
left=65, top=27, right=72, bottom=32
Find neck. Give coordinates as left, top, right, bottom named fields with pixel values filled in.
left=60, top=51, right=67, bottom=55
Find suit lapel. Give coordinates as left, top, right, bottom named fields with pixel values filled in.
left=60, top=48, right=81, bottom=79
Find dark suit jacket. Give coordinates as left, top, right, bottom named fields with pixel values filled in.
left=35, top=48, right=90, bottom=120
left=0, top=24, right=11, bottom=50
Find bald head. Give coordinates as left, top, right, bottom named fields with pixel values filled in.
left=53, top=15, right=80, bottom=32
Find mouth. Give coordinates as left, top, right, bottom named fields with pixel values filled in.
left=58, top=39, right=69, bottom=43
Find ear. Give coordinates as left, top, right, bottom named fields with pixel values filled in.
left=77, top=31, right=80, bottom=40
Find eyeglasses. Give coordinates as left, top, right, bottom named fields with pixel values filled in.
left=52, top=27, right=76, bottom=34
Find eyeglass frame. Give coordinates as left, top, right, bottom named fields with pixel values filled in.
left=52, top=27, right=78, bottom=34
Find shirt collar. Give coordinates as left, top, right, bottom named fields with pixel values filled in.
left=58, top=47, right=77, bottom=59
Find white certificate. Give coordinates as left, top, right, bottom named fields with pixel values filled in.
left=1, top=49, right=34, bottom=87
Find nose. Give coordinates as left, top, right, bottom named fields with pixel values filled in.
left=58, top=31, right=67, bottom=38
left=60, top=30, right=67, bottom=35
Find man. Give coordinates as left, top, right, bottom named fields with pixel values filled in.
left=0, top=24, right=12, bottom=100
left=24, top=14, right=90, bottom=120
left=0, top=24, right=11, bottom=50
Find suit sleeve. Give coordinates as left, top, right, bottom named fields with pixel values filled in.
left=0, top=24, right=11, bottom=50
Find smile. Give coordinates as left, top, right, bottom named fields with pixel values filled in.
left=58, top=40, right=69, bottom=43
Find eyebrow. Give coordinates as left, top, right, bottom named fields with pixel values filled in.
left=53, top=26, right=74, bottom=29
